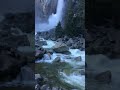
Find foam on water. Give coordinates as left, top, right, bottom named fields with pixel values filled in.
left=36, top=40, right=85, bottom=64
left=35, top=40, right=85, bottom=89
left=42, top=40, right=55, bottom=48
left=60, top=72, right=85, bottom=88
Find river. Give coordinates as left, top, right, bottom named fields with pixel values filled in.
left=35, top=39, right=85, bottom=90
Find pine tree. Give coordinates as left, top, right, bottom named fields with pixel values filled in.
left=55, top=22, right=63, bottom=38
left=64, top=0, right=75, bottom=37
left=64, top=0, right=85, bottom=37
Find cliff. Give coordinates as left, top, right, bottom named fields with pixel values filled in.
left=35, top=0, right=58, bottom=22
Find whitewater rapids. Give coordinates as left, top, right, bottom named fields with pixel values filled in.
left=35, top=39, right=85, bottom=89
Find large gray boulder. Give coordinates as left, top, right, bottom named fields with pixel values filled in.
left=52, top=42, right=69, bottom=53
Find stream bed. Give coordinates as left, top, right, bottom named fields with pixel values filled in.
left=35, top=39, right=85, bottom=90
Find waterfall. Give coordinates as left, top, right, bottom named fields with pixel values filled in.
left=35, top=0, right=64, bottom=32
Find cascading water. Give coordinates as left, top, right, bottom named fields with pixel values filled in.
left=35, top=0, right=85, bottom=89
left=35, top=39, right=85, bottom=89
left=35, top=0, right=64, bottom=32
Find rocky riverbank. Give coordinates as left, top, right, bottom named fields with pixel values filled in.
left=36, top=32, right=85, bottom=50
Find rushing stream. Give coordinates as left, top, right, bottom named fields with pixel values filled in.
left=35, top=39, right=85, bottom=89
left=35, top=0, right=85, bottom=89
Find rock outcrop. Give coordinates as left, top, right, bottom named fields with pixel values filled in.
left=35, top=0, right=58, bottom=22
left=52, top=42, right=69, bottom=53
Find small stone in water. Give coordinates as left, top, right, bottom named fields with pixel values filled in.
left=74, top=56, right=82, bottom=61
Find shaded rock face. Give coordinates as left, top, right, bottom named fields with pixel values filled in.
left=35, top=0, right=58, bottom=22
left=95, top=71, right=112, bottom=84
left=86, top=1, right=120, bottom=58
left=86, top=26, right=120, bottom=58
left=0, top=12, right=34, bottom=85
left=0, top=45, right=35, bottom=87
left=0, top=12, right=34, bottom=33
left=0, top=30, right=30, bottom=48
left=53, top=57, right=61, bottom=63
left=0, top=46, right=27, bottom=82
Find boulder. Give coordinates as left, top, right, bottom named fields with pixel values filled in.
left=52, top=42, right=69, bottom=53
left=74, top=56, right=82, bottom=61
left=95, top=70, right=112, bottom=84
left=53, top=57, right=61, bottom=63
left=43, top=54, right=51, bottom=60
left=35, top=50, right=45, bottom=59
left=41, top=84, right=50, bottom=90
left=35, top=74, right=41, bottom=80
left=80, top=69, right=85, bottom=75
left=35, top=84, right=41, bottom=90
left=36, top=40, right=47, bottom=47
left=40, top=41, right=47, bottom=46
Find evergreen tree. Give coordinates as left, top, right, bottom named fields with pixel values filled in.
left=55, top=22, right=63, bottom=38
left=64, top=0, right=85, bottom=37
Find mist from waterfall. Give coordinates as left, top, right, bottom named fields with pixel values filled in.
left=35, top=0, right=64, bottom=32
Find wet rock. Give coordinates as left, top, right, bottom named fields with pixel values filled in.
left=43, top=53, right=51, bottom=60
left=35, top=74, right=42, bottom=80
left=53, top=57, right=61, bottom=63
left=64, top=56, right=72, bottom=59
left=52, top=87, right=60, bottom=90
left=66, top=38, right=74, bottom=46
left=35, top=84, right=41, bottom=90
left=41, top=84, right=50, bottom=90
left=52, top=42, right=69, bottom=53
left=95, top=70, right=112, bottom=84
left=36, top=40, right=47, bottom=47
left=35, top=48, right=46, bottom=59
left=80, top=69, right=85, bottom=75
left=35, top=74, right=44, bottom=87
left=40, top=41, right=47, bottom=46
left=74, top=56, right=82, bottom=61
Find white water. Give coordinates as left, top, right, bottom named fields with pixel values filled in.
left=35, top=40, right=85, bottom=88
left=60, top=72, right=85, bottom=89
left=42, top=40, right=55, bottom=48
left=35, top=0, right=64, bottom=32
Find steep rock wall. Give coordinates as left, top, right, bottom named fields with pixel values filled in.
left=35, top=0, right=58, bottom=22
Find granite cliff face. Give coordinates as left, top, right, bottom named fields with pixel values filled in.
left=35, top=0, right=58, bottom=22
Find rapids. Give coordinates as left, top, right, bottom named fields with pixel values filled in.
left=35, top=39, right=85, bottom=89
